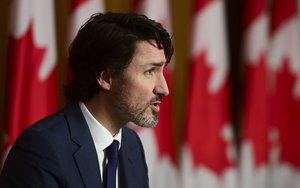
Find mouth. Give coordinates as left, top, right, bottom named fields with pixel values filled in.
left=150, top=101, right=161, bottom=113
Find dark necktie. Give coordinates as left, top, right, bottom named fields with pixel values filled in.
left=105, top=140, right=119, bottom=188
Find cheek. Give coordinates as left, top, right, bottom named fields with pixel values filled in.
left=122, top=83, right=153, bottom=107
left=124, top=76, right=153, bottom=94
left=130, top=83, right=153, bottom=97
left=115, top=74, right=155, bottom=101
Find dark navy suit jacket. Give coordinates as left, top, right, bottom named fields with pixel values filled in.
left=0, top=103, right=149, bottom=188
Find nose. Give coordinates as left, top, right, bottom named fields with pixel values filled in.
left=154, top=74, right=169, bottom=96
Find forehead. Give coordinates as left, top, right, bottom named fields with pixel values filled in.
left=131, top=40, right=166, bottom=66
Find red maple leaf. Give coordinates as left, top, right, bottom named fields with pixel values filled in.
left=185, top=51, right=234, bottom=175
left=271, top=60, right=300, bottom=168
left=4, top=24, right=57, bottom=147
left=243, top=54, right=271, bottom=168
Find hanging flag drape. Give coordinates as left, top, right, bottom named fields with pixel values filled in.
left=268, top=0, right=300, bottom=187
left=239, top=0, right=270, bottom=188
left=3, top=0, right=58, bottom=161
left=181, top=0, right=237, bottom=187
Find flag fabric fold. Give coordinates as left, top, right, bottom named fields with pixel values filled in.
left=268, top=0, right=300, bottom=187
left=239, top=0, right=270, bottom=188
left=181, top=0, right=237, bottom=187
left=3, top=0, right=58, bottom=160
left=240, top=0, right=300, bottom=187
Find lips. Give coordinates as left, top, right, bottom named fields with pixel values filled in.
left=150, top=101, right=161, bottom=113
left=149, top=95, right=163, bottom=113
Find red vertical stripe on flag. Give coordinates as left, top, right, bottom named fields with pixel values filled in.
left=242, top=0, right=270, bottom=168
left=182, top=0, right=237, bottom=187
left=268, top=0, right=300, bottom=187
left=239, top=0, right=270, bottom=187
left=270, top=0, right=300, bottom=167
left=185, top=52, right=232, bottom=172
left=3, top=0, right=58, bottom=158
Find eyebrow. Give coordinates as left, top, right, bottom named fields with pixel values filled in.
left=149, top=62, right=166, bottom=67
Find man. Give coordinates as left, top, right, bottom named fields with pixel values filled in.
left=0, top=12, right=173, bottom=188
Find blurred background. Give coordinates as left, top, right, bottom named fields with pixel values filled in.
left=0, top=0, right=300, bottom=187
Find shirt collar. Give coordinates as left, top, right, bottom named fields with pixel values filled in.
left=79, top=102, right=122, bottom=150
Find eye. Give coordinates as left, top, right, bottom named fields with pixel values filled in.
left=145, top=68, right=155, bottom=76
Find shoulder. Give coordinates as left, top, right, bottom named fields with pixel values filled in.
left=10, top=110, right=69, bottom=158
left=0, top=111, right=68, bottom=187
left=10, top=103, right=82, bottom=156
left=19, top=110, right=68, bottom=142
left=18, top=102, right=83, bottom=141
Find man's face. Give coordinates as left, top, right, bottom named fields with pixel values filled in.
left=110, top=40, right=169, bottom=128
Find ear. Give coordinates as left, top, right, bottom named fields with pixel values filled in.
left=96, top=70, right=112, bottom=90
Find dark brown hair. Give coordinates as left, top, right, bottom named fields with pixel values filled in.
left=64, top=12, right=174, bottom=102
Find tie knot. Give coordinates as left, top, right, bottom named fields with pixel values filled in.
left=106, top=140, right=119, bottom=160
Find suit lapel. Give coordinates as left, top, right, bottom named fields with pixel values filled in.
left=119, top=137, right=135, bottom=188
left=119, top=128, right=144, bottom=188
left=73, top=144, right=102, bottom=188
left=64, top=103, right=102, bottom=188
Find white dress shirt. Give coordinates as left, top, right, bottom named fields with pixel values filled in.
left=79, top=102, right=122, bottom=187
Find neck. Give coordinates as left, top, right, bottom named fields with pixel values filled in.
left=84, top=96, right=123, bottom=136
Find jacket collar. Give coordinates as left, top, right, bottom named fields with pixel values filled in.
left=64, top=103, right=103, bottom=188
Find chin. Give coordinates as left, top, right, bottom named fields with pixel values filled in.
left=142, top=117, right=158, bottom=128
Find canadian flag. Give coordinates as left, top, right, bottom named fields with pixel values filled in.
left=3, top=0, right=58, bottom=159
left=181, top=0, right=237, bottom=187
left=268, top=0, right=300, bottom=187
left=132, top=0, right=178, bottom=188
left=68, top=0, right=105, bottom=45
left=239, top=0, right=271, bottom=188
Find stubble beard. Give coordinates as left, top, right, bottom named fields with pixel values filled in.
left=133, top=107, right=158, bottom=128
left=119, top=101, right=159, bottom=128
left=117, top=95, right=162, bottom=128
